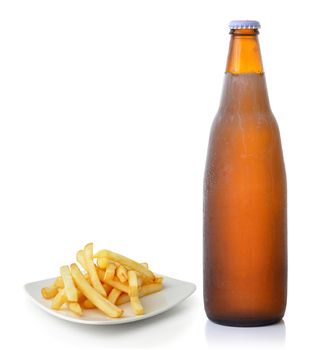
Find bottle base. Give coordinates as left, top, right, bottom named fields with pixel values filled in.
left=207, top=316, right=283, bottom=327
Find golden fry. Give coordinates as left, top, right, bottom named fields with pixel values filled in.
left=116, top=282, right=163, bottom=305
left=53, top=276, right=64, bottom=289
left=107, top=288, right=122, bottom=305
left=116, top=265, right=128, bottom=283
left=60, top=265, right=78, bottom=302
left=103, top=278, right=129, bottom=294
left=76, top=250, right=88, bottom=271
left=104, top=263, right=116, bottom=281
left=127, top=270, right=138, bottom=297
left=130, top=296, right=144, bottom=315
left=51, top=289, right=67, bottom=310
left=68, top=302, right=82, bottom=316
left=97, top=258, right=109, bottom=269
left=84, top=243, right=106, bottom=296
left=41, top=286, right=58, bottom=299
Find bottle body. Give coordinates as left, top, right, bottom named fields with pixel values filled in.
left=203, top=25, right=287, bottom=327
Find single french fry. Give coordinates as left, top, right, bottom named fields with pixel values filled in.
left=104, top=263, right=116, bottom=281
left=82, top=299, right=96, bottom=309
left=108, top=288, right=122, bottom=305
left=53, top=276, right=64, bottom=289
left=84, top=243, right=107, bottom=296
left=96, top=267, right=129, bottom=294
left=97, top=258, right=109, bottom=269
left=60, top=265, right=78, bottom=302
left=51, top=289, right=67, bottom=310
left=41, top=286, right=58, bottom=299
left=130, top=296, right=144, bottom=315
left=116, top=265, right=128, bottom=283
left=116, top=282, right=163, bottom=306
left=68, top=302, right=82, bottom=316
left=76, top=250, right=88, bottom=271
left=70, top=263, right=123, bottom=318
left=128, top=270, right=138, bottom=297
left=103, top=278, right=129, bottom=294
left=94, top=250, right=155, bottom=280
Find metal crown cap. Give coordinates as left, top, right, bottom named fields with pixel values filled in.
left=229, top=20, right=261, bottom=30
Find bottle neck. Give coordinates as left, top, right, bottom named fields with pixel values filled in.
left=220, top=29, right=271, bottom=114
left=225, top=29, right=264, bottom=74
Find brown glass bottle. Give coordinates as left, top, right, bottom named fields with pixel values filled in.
left=203, top=21, right=287, bottom=327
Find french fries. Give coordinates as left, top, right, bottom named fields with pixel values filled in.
left=60, top=265, right=78, bottom=302
left=70, top=263, right=123, bottom=318
left=94, top=250, right=155, bottom=280
left=96, top=268, right=129, bottom=294
left=41, top=243, right=164, bottom=318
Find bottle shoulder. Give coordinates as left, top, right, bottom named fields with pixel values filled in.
left=213, top=108, right=279, bottom=130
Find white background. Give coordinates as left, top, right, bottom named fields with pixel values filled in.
left=1, top=0, right=335, bottom=349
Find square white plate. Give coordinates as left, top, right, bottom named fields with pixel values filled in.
left=24, top=275, right=196, bottom=325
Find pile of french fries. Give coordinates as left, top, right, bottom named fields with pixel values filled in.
left=41, top=243, right=163, bottom=318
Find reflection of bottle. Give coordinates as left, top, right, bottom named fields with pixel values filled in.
left=203, top=20, right=287, bottom=327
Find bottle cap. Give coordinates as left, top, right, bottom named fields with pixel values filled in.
left=229, top=20, right=261, bottom=30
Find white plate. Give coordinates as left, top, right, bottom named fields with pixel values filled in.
left=24, top=275, right=196, bottom=325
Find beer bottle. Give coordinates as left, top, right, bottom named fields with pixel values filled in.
left=203, top=20, right=287, bottom=327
